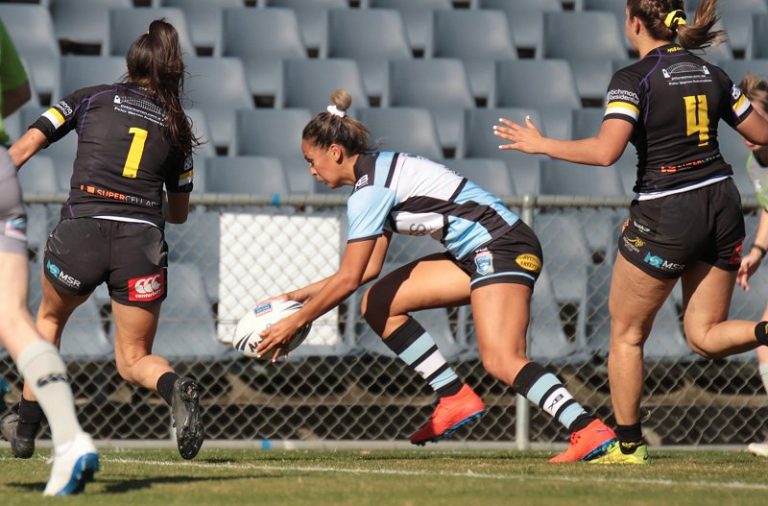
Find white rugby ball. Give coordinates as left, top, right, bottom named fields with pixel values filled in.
left=232, top=299, right=311, bottom=360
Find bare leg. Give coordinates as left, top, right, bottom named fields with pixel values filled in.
left=608, top=254, right=676, bottom=426
left=682, top=262, right=760, bottom=358
left=111, top=300, right=173, bottom=389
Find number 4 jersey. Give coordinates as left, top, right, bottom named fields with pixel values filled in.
left=604, top=43, right=753, bottom=198
left=30, top=83, right=193, bottom=227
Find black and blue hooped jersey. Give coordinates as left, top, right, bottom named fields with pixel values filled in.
left=346, top=152, right=519, bottom=259
left=604, top=43, right=753, bottom=197
left=30, top=83, right=193, bottom=227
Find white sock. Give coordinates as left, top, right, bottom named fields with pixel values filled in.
left=760, top=363, right=768, bottom=396
left=16, top=340, right=82, bottom=447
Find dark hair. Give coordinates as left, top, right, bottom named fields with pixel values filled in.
left=626, top=0, right=725, bottom=50
left=741, top=73, right=768, bottom=112
left=302, top=89, right=376, bottom=155
left=125, top=19, right=199, bottom=157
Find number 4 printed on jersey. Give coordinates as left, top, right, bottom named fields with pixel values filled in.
left=122, top=127, right=148, bottom=178
left=684, top=95, right=709, bottom=147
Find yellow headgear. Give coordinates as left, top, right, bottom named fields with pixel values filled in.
left=664, top=9, right=687, bottom=31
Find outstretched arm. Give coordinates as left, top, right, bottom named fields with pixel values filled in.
left=494, top=115, right=634, bottom=167
left=8, top=127, right=47, bottom=168
left=738, top=208, right=768, bottom=290
left=256, top=234, right=385, bottom=360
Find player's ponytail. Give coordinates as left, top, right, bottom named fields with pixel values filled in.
left=302, top=89, right=376, bottom=155
left=125, top=19, right=200, bottom=157
left=627, top=0, right=725, bottom=51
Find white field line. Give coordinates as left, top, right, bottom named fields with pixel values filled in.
left=89, top=457, right=768, bottom=492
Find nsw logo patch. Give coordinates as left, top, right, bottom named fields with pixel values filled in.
left=474, top=249, right=494, bottom=275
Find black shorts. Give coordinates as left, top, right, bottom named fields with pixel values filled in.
left=618, top=178, right=745, bottom=280
left=451, top=221, right=543, bottom=290
left=43, top=218, right=168, bottom=307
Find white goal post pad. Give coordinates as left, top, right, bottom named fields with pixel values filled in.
left=218, top=212, right=342, bottom=353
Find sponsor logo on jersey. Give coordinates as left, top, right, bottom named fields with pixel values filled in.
left=46, top=260, right=82, bottom=289
left=474, top=249, right=494, bottom=275
left=128, top=271, right=165, bottom=302
left=354, top=174, right=369, bottom=191
left=515, top=253, right=542, bottom=273
left=622, top=235, right=645, bottom=253
left=661, top=62, right=711, bottom=83
left=632, top=220, right=651, bottom=234
left=643, top=252, right=684, bottom=272
left=606, top=89, right=640, bottom=105
left=54, top=100, right=73, bottom=116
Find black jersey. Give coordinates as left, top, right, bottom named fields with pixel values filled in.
left=31, top=83, right=193, bottom=226
left=604, top=44, right=753, bottom=196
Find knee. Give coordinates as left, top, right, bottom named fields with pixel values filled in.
left=685, top=331, right=726, bottom=360
left=115, top=353, right=145, bottom=385
left=360, top=285, right=391, bottom=330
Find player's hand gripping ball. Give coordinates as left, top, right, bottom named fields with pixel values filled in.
left=233, top=300, right=311, bottom=361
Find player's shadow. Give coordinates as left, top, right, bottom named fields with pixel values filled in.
left=10, top=474, right=293, bottom=495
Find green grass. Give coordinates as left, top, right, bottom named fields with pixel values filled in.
left=1, top=448, right=767, bottom=505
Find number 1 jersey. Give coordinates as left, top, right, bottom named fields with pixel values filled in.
left=30, top=83, right=193, bottom=227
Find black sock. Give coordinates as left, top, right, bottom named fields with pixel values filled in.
left=755, top=322, right=768, bottom=346
left=616, top=423, right=643, bottom=454
left=17, top=397, right=45, bottom=439
left=569, top=413, right=596, bottom=433
left=384, top=318, right=463, bottom=399
left=156, top=372, right=179, bottom=406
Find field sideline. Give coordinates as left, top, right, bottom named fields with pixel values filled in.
left=1, top=448, right=767, bottom=505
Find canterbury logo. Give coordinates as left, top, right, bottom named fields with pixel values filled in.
left=135, top=274, right=162, bottom=294
left=37, top=373, right=68, bottom=388
left=128, top=272, right=165, bottom=302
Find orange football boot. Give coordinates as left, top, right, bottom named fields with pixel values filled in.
left=549, top=419, right=617, bottom=463
left=410, top=384, right=486, bottom=446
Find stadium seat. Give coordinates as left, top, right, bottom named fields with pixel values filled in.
left=51, top=0, right=132, bottom=50
left=719, top=125, right=753, bottom=197
left=186, top=108, right=217, bottom=169
left=719, top=0, right=768, bottom=13
left=235, top=108, right=312, bottom=159
left=534, top=213, right=591, bottom=306
left=106, top=8, right=196, bottom=58
left=140, top=263, right=230, bottom=360
left=56, top=55, right=126, bottom=100
left=280, top=58, right=369, bottom=113
left=447, top=158, right=516, bottom=196
left=204, top=156, right=289, bottom=196
left=749, top=14, right=768, bottom=60
left=162, top=0, right=245, bottom=56
left=369, top=0, right=453, bottom=56
left=719, top=60, right=768, bottom=84
left=0, top=4, right=60, bottom=102
left=16, top=152, right=61, bottom=195
left=541, top=159, right=625, bottom=197
left=221, top=8, right=306, bottom=101
left=720, top=12, right=753, bottom=58
left=461, top=107, right=543, bottom=158
left=184, top=57, right=253, bottom=153
left=431, top=10, right=517, bottom=103
left=357, top=108, right=443, bottom=160
left=544, top=12, right=626, bottom=102
left=166, top=207, right=220, bottom=302
left=478, top=0, right=563, bottom=58
left=281, top=156, right=315, bottom=194
left=265, top=1, right=348, bottom=56
left=387, top=59, right=475, bottom=152
left=495, top=60, right=582, bottom=110
left=327, top=9, right=412, bottom=101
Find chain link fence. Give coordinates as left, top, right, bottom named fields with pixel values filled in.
left=2, top=194, right=767, bottom=447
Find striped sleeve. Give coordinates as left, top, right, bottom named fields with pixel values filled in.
left=165, top=153, right=194, bottom=193
left=603, top=70, right=641, bottom=125
left=723, top=80, right=753, bottom=128
left=29, top=89, right=88, bottom=142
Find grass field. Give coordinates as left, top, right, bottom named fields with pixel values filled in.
left=1, top=448, right=767, bottom=505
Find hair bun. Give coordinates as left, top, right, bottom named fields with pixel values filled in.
left=329, top=89, right=352, bottom=112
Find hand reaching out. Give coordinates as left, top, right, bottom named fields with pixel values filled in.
left=493, top=115, right=546, bottom=154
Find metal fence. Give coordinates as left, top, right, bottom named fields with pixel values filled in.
left=2, top=193, right=767, bottom=447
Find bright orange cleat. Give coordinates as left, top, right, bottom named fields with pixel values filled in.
left=549, top=419, right=616, bottom=463
left=410, top=384, right=486, bottom=446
